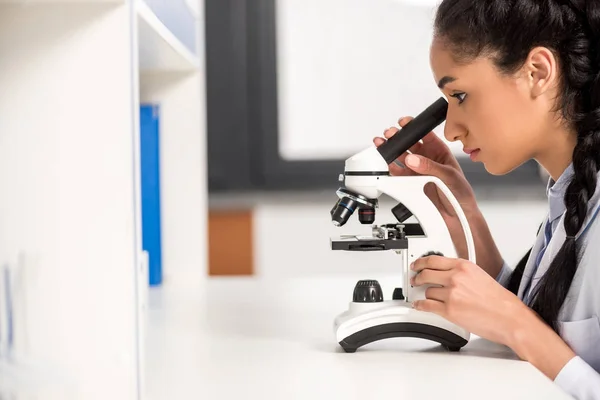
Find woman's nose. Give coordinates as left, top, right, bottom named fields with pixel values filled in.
left=443, top=112, right=467, bottom=143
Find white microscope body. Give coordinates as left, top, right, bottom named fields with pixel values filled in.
left=329, top=97, right=476, bottom=353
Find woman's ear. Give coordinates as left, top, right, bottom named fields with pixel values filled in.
left=524, top=46, right=559, bottom=98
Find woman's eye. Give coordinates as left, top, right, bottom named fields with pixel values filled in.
left=451, top=92, right=467, bottom=104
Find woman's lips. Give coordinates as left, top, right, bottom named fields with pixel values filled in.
left=463, top=148, right=481, bottom=161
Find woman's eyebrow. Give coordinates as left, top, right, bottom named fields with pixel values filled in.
left=438, top=76, right=457, bottom=89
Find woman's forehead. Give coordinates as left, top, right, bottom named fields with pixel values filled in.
left=429, top=39, right=462, bottom=84
left=429, top=39, right=498, bottom=85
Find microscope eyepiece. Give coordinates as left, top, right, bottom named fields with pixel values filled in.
left=377, top=97, right=448, bottom=165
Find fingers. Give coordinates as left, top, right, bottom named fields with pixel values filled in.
left=388, top=162, right=408, bottom=176
left=411, top=272, right=450, bottom=315
left=412, top=299, right=445, bottom=315
left=383, top=126, right=399, bottom=139
left=410, top=269, right=452, bottom=287
left=420, top=130, right=445, bottom=145
left=404, top=153, right=460, bottom=182
left=424, top=286, right=447, bottom=302
left=411, top=255, right=458, bottom=272
left=373, top=137, right=386, bottom=147
left=397, top=116, right=413, bottom=128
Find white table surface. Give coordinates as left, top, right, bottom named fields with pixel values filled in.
left=144, top=275, right=573, bottom=400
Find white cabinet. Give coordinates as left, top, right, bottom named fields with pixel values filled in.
left=0, top=1, right=207, bottom=399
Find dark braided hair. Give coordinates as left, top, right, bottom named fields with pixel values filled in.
left=434, top=0, right=600, bottom=333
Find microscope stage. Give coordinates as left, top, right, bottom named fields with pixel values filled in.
left=330, top=235, right=408, bottom=251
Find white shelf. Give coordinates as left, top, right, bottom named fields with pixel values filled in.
left=137, top=0, right=200, bottom=73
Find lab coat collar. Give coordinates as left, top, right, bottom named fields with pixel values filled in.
left=546, top=162, right=574, bottom=224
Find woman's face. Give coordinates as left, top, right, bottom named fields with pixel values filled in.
left=428, top=38, right=556, bottom=175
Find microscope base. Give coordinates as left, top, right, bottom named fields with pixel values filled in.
left=338, top=322, right=467, bottom=353
left=334, top=300, right=470, bottom=353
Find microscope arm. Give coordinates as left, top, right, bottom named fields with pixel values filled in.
left=377, top=175, right=476, bottom=263
left=377, top=175, right=476, bottom=302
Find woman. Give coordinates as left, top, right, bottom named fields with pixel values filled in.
left=374, top=1, right=600, bottom=398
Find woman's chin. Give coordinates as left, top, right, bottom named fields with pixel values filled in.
left=480, top=159, right=518, bottom=176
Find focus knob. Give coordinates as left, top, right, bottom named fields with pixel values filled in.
left=352, top=280, right=384, bottom=303
left=422, top=251, right=444, bottom=257
left=392, top=202, right=412, bottom=223
left=392, top=287, right=405, bottom=300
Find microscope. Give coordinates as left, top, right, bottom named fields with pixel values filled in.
left=330, top=97, right=476, bottom=353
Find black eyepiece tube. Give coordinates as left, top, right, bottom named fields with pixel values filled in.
left=377, top=97, right=448, bottom=165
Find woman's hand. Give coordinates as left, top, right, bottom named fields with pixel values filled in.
left=410, top=254, right=530, bottom=346
left=374, top=116, right=504, bottom=278
left=411, top=254, right=577, bottom=380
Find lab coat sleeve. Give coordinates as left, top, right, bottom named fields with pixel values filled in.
left=554, top=356, right=600, bottom=400
left=494, top=260, right=513, bottom=288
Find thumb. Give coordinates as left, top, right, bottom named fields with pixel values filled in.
left=405, top=154, right=456, bottom=182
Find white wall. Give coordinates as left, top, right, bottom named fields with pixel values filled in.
left=275, top=0, right=463, bottom=161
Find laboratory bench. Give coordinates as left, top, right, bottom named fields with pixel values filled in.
left=143, top=275, right=572, bottom=400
